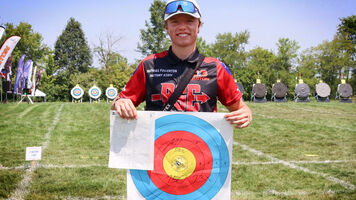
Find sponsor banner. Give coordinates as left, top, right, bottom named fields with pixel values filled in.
left=22, top=59, right=33, bottom=90
left=0, top=26, right=5, bottom=39
left=14, top=54, right=26, bottom=94
left=0, top=36, right=21, bottom=72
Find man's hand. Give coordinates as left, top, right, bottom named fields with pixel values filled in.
left=111, top=98, right=138, bottom=120
left=225, top=100, right=252, bottom=129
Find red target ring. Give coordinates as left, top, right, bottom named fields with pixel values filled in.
left=148, top=130, right=212, bottom=195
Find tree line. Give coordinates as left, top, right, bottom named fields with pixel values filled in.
left=1, top=0, right=355, bottom=101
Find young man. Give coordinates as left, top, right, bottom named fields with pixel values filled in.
left=112, top=0, right=252, bottom=129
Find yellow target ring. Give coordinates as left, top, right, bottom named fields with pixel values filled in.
left=163, top=147, right=196, bottom=180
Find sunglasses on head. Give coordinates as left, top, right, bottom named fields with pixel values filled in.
left=165, top=0, right=200, bottom=15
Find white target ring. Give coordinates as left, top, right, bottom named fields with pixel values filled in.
left=106, top=87, right=118, bottom=100
left=71, top=85, right=84, bottom=99
left=89, top=86, right=101, bottom=99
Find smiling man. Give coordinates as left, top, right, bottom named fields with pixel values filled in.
left=112, top=0, right=252, bottom=129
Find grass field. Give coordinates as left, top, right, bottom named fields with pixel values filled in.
left=0, top=101, right=355, bottom=200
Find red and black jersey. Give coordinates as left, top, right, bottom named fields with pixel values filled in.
left=118, top=47, right=241, bottom=112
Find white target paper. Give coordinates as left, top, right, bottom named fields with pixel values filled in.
left=109, top=111, right=155, bottom=170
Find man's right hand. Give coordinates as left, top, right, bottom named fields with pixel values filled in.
left=111, top=98, right=138, bottom=120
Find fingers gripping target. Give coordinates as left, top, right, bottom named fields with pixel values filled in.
left=130, top=114, right=230, bottom=200
left=71, top=85, right=84, bottom=99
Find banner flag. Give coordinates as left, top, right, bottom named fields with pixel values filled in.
left=4, top=56, right=12, bottom=81
left=26, top=61, right=33, bottom=89
left=3, top=55, right=13, bottom=92
left=109, top=111, right=233, bottom=200
left=14, top=54, right=26, bottom=94
left=22, top=59, right=32, bottom=90
left=31, top=66, right=37, bottom=96
left=0, top=26, right=4, bottom=40
left=0, top=36, right=21, bottom=72
left=35, top=69, right=43, bottom=90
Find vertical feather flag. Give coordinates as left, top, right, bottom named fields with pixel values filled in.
left=14, top=54, right=26, bottom=94
left=31, top=66, right=37, bottom=96
left=0, top=26, right=5, bottom=39
left=27, top=62, right=33, bottom=89
left=35, top=69, right=43, bottom=90
left=0, top=36, right=21, bottom=72
left=3, top=56, right=12, bottom=92
left=22, top=59, right=33, bottom=91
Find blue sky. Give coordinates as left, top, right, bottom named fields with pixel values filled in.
left=1, top=0, right=355, bottom=66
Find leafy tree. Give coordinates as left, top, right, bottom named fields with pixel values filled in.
left=298, top=38, right=354, bottom=98
left=54, top=17, right=92, bottom=75
left=336, top=15, right=356, bottom=95
left=239, top=47, right=278, bottom=99
left=137, top=0, right=169, bottom=56
left=67, top=57, right=135, bottom=102
left=211, top=31, right=249, bottom=71
left=275, top=38, right=300, bottom=71
left=0, top=22, right=48, bottom=70
left=337, top=15, right=356, bottom=45
left=51, top=17, right=92, bottom=101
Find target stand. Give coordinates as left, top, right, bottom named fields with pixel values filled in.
left=18, top=89, right=34, bottom=104
left=314, top=82, right=330, bottom=102
left=105, top=85, right=118, bottom=103
left=251, top=83, right=267, bottom=103
left=335, top=83, right=353, bottom=103
left=89, top=85, right=101, bottom=103
left=294, top=83, right=310, bottom=102
left=71, top=85, right=84, bottom=103
left=271, top=82, right=288, bottom=102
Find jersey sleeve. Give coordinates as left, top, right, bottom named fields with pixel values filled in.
left=217, top=61, right=242, bottom=106
left=118, top=62, right=146, bottom=107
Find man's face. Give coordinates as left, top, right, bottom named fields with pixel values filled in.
left=165, top=14, right=201, bottom=49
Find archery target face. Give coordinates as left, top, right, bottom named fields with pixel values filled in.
left=253, top=83, right=267, bottom=98
left=338, top=83, right=353, bottom=98
left=89, top=86, right=101, bottom=99
left=316, top=83, right=331, bottom=97
left=130, top=114, right=230, bottom=200
left=272, top=82, right=288, bottom=98
left=71, top=86, right=84, bottom=99
left=106, top=87, right=118, bottom=99
left=296, top=83, right=310, bottom=98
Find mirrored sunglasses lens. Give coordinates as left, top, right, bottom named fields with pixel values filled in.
left=165, top=1, right=196, bottom=14
left=180, top=1, right=195, bottom=13
left=165, top=2, right=179, bottom=14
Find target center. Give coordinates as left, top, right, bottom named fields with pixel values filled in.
left=163, top=147, right=196, bottom=180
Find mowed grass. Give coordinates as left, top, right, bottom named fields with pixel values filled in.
left=0, top=101, right=355, bottom=199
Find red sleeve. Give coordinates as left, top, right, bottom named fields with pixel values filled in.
left=217, top=61, right=242, bottom=106
left=118, top=62, right=146, bottom=107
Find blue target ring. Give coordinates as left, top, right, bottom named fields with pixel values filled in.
left=74, top=89, right=82, bottom=96
left=106, top=87, right=118, bottom=99
left=71, top=86, right=84, bottom=99
left=89, top=86, right=101, bottom=99
left=91, top=89, right=99, bottom=96
left=131, top=114, right=230, bottom=200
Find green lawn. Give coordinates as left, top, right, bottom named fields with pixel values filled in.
left=0, top=101, right=355, bottom=199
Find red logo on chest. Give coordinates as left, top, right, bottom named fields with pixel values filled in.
left=151, top=83, right=210, bottom=111
left=192, top=70, right=210, bottom=80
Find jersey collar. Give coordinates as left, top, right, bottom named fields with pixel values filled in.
left=168, top=46, right=201, bottom=64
